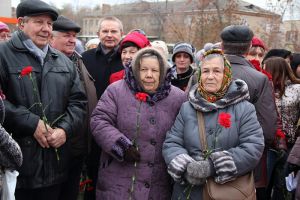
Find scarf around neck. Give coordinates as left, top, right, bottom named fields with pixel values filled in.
left=124, top=64, right=172, bottom=105
left=19, top=31, right=48, bottom=66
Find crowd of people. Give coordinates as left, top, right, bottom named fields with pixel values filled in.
left=0, top=0, right=299, bottom=200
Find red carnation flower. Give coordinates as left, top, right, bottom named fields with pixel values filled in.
left=249, top=59, right=261, bottom=72
left=276, top=129, right=286, bottom=139
left=20, top=66, right=33, bottom=77
left=135, top=92, right=148, bottom=102
left=218, top=112, right=231, bottom=128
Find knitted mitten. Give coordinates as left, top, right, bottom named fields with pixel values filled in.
left=168, top=154, right=195, bottom=182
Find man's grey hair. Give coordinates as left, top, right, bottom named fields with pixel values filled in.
left=222, top=42, right=251, bottom=55
left=97, top=16, right=123, bottom=32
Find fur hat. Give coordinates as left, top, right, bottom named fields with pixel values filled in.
left=251, top=36, right=266, bottom=50
left=172, top=42, right=195, bottom=63
left=16, top=0, right=58, bottom=21
left=120, top=32, right=150, bottom=52
left=53, top=16, right=81, bottom=33
left=0, top=22, right=9, bottom=32
left=131, top=47, right=169, bottom=89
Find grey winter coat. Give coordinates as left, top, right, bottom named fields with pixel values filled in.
left=90, top=79, right=186, bottom=200
left=162, top=79, right=264, bottom=200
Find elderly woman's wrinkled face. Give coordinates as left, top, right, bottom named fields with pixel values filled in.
left=201, top=57, right=224, bottom=93
left=139, top=56, right=160, bottom=93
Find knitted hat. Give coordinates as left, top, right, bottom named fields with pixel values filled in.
left=151, top=40, right=169, bottom=59
left=251, top=36, right=266, bottom=50
left=16, top=0, right=58, bottom=21
left=120, top=31, right=150, bottom=52
left=172, top=42, right=194, bottom=63
left=0, top=22, right=9, bottom=32
left=53, top=16, right=81, bottom=33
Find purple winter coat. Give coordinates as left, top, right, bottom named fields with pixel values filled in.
left=90, top=79, right=186, bottom=200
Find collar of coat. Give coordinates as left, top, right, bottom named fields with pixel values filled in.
left=188, top=79, right=250, bottom=112
left=225, top=54, right=254, bottom=69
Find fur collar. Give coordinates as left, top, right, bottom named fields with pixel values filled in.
left=188, top=79, right=250, bottom=112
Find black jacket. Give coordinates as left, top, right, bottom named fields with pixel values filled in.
left=0, top=31, right=87, bottom=189
left=82, top=44, right=123, bottom=99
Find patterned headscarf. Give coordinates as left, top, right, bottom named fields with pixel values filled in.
left=198, top=49, right=232, bottom=102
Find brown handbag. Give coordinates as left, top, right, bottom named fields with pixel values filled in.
left=197, top=111, right=256, bottom=200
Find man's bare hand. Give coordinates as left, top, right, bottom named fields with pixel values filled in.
left=46, top=128, right=66, bottom=148
left=33, top=120, right=53, bottom=148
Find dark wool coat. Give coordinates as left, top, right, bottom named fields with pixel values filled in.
left=90, top=79, right=186, bottom=200
left=226, top=55, right=277, bottom=187
left=0, top=31, right=87, bottom=189
left=163, top=80, right=264, bottom=200
left=81, top=44, right=123, bottom=99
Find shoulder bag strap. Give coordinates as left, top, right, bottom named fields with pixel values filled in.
left=197, top=111, right=207, bottom=151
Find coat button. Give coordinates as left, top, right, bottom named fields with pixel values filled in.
left=149, top=117, right=156, bottom=125
left=144, top=182, right=150, bottom=188
left=150, top=139, right=156, bottom=145
left=148, top=162, right=154, bottom=168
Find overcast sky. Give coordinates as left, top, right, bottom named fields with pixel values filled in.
left=11, top=0, right=298, bottom=20
left=11, top=0, right=266, bottom=9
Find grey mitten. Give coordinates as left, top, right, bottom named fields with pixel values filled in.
left=184, top=158, right=213, bottom=185
left=210, top=150, right=237, bottom=184
left=168, top=154, right=195, bottom=182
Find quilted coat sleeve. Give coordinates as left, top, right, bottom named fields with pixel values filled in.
left=162, top=103, right=189, bottom=165
left=90, top=83, right=129, bottom=159
left=228, top=102, right=265, bottom=175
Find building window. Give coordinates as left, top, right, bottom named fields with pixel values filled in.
left=286, top=31, right=298, bottom=42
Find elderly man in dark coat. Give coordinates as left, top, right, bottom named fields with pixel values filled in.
left=220, top=25, right=277, bottom=200
left=50, top=15, right=97, bottom=200
left=0, top=1, right=87, bottom=199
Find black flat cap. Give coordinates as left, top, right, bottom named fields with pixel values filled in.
left=17, top=0, right=58, bottom=21
left=53, top=16, right=81, bottom=33
left=220, top=25, right=253, bottom=43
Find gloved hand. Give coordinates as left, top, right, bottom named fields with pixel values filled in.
left=124, top=145, right=140, bottom=162
left=209, top=151, right=237, bottom=184
left=168, top=154, right=195, bottom=182
left=184, top=171, right=206, bottom=185
left=184, top=158, right=213, bottom=185
left=287, top=163, right=300, bottom=175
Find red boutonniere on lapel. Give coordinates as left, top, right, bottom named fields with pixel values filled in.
left=218, top=112, right=231, bottom=128
left=135, top=92, right=148, bottom=102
